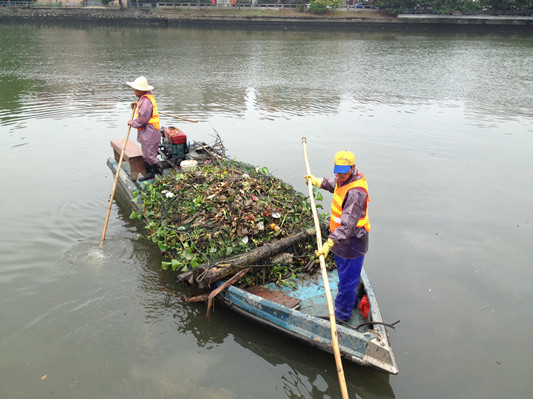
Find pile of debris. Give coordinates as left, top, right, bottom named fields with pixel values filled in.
left=131, top=159, right=328, bottom=289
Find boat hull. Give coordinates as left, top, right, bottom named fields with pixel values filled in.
left=214, top=268, right=398, bottom=375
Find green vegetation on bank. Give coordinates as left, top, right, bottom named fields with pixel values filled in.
left=7, top=0, right=532, bottom=16
left=129, top=0, right=532, bottom=16
left=303, top=0, right=532, bottom=15
left=155, top=0, right=533, bottom=15
left=373, top=0, right=532, bottom=15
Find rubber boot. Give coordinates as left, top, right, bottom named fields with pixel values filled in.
left=355, top=279, right=364, bottom=309
left=153, top=162, right=163, bottom=176
left=138, top=162, right=155, bottom=182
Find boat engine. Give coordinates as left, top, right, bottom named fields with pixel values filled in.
left=160, top=126, right=190, bottom=165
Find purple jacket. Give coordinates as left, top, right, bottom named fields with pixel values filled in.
left=321, top=167, right=369, bottom=259
left=130, top=92, right=161, bottom=147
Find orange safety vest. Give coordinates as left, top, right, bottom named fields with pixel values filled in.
left=330, top=175, right=371, bottom=233
left=135, top=94, right=160, bottom=131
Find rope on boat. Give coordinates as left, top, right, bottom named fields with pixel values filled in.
left=355, top=320, right=400, bottom=331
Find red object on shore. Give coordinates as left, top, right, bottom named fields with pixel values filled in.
left=359, top=294, right=369, bottom=320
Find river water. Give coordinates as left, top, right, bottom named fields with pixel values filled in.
left=1, top=24, right=532, bottom=399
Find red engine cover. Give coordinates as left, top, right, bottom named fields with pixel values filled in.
left=164, top=127, right=187, bottom=144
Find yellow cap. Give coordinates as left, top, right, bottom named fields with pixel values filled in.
left=334, top=151, right=355, bottom=174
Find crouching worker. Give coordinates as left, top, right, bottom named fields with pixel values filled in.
left=127, top=76, right=163, bottom=182
left=305, top=150, right=370, bottom=322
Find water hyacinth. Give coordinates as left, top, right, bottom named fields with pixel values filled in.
left=131, top=160, right=325, bottom=285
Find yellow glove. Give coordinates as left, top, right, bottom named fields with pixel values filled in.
left=315, top=238, right=334, bottom=258
left=304, top=175, right=323, bottom=188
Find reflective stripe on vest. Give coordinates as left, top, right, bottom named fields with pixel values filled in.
left=135, top=94, right=161, bottom=131
left=329, top=175, right=371, bottom=233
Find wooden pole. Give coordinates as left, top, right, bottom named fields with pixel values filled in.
left=99, top=106, right=137, bottom=250
left=301, top=137, right=349, bottom=399
left=159, top=111, right=198, bottom=123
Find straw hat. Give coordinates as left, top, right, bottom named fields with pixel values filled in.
left=126, top=76, right=154, bottom=91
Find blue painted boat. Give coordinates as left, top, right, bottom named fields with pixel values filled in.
left=106, top=143, right=398, bottom=375
left=213, top=268, right=398, bottom=375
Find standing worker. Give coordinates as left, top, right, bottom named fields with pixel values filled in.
left=127, top=76, right=163, bottom=182
left=305, top=151, right=370, bottom=322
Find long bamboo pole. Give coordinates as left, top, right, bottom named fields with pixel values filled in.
left=301, top=137, right=349, bottom=399
left=99, top=106, right=137, bottom=250
left=159, top=111, right=198, bottom=123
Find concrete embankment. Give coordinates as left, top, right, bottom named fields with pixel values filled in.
left=0, top=7, right=532, bottom=31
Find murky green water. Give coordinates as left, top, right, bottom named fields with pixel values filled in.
left=1, top=24, right=532, bottom=398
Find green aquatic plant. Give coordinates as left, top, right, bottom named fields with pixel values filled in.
left=130, top=160, right=329, bottom=286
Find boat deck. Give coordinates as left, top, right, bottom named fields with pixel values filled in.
left=263, top=269, right=369, bottom=330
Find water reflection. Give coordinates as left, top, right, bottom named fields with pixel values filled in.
left=210, top=307, right=395, bottom=399
left=1, top=25, right=532, bottom=128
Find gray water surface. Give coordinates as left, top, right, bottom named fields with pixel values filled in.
left=1, top=25, right=532, bottom=399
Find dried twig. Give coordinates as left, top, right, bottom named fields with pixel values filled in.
left=205, top=268, right=251, bottom=321
left=180, top=294, right=209, bottom=303
left=211, top=129, right=226, bottom=158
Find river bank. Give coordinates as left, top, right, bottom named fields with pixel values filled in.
left=1, top=6, right=532, bottom=30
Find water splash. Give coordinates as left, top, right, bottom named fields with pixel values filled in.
left=56, top=236, right=135, bottom=273
left=87, top=247, right=107, bottom=262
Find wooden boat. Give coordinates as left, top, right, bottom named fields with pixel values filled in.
left=106, top=138, right=399, bottom=375
left=211, top=268, right=399, bottom=375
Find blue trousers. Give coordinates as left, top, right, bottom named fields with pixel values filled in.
left=334, top=254, right=365, bottom=321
